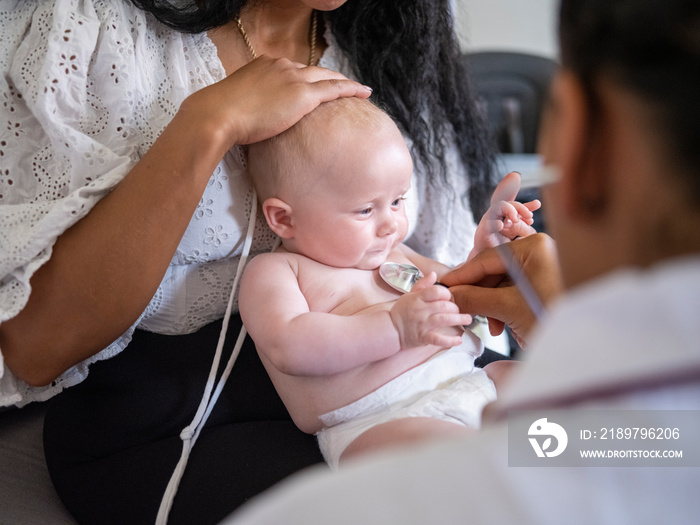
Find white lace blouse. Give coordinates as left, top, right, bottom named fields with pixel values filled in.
left=0, top=0, right=478, bottom=406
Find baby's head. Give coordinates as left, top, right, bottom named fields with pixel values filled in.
left=247, top=97, right=414, bottom=270
left=248, top=98, right=400, bottom=203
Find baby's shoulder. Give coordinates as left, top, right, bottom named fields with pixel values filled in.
left=244, top=250, right=323, bottom=283
left=245, top=250, right=299, bottom=274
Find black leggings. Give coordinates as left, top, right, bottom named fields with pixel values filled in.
left=43, top=315, right=324, bottom=525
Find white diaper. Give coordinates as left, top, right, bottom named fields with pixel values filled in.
left=316, top=338, right=497, bottom=469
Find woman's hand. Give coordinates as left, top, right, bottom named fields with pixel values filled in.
left=442, top=234, right=563, bottom=347
left=178, top=55, right=373, bottom=151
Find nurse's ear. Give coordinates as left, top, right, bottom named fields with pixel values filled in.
left=549, top=71, right=610, bottom=222
left=262, top=198, right=295, bottom=239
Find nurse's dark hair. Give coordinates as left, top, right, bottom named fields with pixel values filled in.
left=559, top=0, right=700, bottom=201
left=127, top=0, right=496, bottom=219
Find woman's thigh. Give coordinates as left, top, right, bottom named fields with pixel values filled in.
left=44, top=315, right=324, bottom=525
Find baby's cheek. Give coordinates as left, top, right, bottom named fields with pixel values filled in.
left=397, top=218, right=410, bottom=243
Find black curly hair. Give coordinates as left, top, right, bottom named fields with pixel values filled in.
left=560, top=0, right=700, bottom=203
left=127, top=0, right=496, bottom=219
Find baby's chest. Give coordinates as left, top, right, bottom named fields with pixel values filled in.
left=299, top=267, right=401, bottom=316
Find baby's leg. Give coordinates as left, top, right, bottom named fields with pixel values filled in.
left=339, top=417, right=474, bottom=466
left=483, top=360, right=519, bottom=391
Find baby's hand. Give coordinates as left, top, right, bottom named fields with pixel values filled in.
left=471, top=172, right=541, bottom=259
left=389, top=272, right=472, bottom=350
left=484, top=198, right=540, bottom=239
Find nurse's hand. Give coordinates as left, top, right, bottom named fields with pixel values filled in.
left=442, top=234, right=563, bottom=347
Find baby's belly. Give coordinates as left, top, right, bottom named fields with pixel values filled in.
left=275, top=344, right=461, bottom=434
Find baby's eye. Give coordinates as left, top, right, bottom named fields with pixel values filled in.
left=357, top=206, right=373, bottom=216
left=391, top=196, right=407, bottom=208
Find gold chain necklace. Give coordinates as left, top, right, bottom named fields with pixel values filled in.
left=235, top=10, right=318, bottom=66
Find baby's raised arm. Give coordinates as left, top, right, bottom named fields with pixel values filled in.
left=470, top=172, right=541, bottom=260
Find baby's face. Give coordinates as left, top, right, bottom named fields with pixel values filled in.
left=289, top=121, right=413, bottom=270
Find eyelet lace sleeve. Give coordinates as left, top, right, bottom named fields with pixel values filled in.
left=0, top=0, right=198, bottom=406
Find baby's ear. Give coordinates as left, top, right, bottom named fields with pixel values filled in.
left=262, top=198, right=295, bottom=239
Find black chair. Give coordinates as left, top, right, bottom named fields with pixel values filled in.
left=462, top=51, right=558, bottom=154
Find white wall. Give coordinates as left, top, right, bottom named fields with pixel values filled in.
left=455, top=0, right=559, bottom=60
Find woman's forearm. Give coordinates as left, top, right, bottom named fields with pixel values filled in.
left=0, top=107, right=232, bottom=387
left=0, top=58, right=372, bottom=386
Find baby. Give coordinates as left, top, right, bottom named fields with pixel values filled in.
left=240, top=97, right=538, bottom=469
